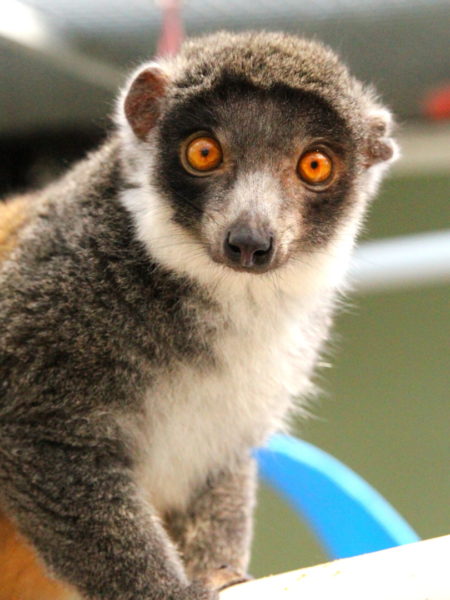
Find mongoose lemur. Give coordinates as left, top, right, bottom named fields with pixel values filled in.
left=0, top=31, right=397, bottom=600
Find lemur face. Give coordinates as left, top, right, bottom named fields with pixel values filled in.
left=119, top=33, right=396, bottom=283
left=153, top=77, right=356, bottom=274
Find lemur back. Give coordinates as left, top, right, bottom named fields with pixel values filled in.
left=0, top=31, right=397, bottom=600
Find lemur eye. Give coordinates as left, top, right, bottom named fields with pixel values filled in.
left=297, top=150, right=333, bottom=185
left=183, top=136, right=222, bottom=174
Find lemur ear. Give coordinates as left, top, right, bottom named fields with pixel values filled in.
left=363, top=108, right=399, bottom=168
left=124, top=65, right=169, bottom=141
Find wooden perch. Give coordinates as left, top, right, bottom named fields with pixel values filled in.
left=221, top=535, right=450, bottom=600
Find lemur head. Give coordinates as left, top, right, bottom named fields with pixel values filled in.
left=117, top=32, right=397, bottom=296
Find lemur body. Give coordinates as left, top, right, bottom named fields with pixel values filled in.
left=0, top=32, right=396, bottom=600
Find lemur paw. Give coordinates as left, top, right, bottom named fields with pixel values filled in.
left=201, top=565, right=252, bottom=591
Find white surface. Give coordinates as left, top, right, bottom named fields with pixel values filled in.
left=221, top=535, right=450, bottom=600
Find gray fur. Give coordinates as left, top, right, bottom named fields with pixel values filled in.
left=150, top=31, right=393, bottom=155
left=0, top=31, right=396, bottom=600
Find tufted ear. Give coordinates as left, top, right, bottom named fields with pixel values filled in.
left=363, top=108, right=399, bottom=168
left=123, top=65, right=169, bottom=141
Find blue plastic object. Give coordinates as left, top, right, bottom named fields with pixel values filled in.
left=255, top=434, right=419, bottom=559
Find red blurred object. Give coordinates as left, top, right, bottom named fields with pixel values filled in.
left=422, top=84, right=450, bottom=120
left=156, top=0, right=184, bottom=58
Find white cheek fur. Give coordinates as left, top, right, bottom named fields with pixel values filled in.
left=120, top=179, right=358, bottom=305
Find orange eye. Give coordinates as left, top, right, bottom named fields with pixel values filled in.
left=184, top=136, right=222, bottom=173
left=297, top=150, right=333, bottom=185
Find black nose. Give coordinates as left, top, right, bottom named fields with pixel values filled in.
left=224, top=225, right=274, bottom=269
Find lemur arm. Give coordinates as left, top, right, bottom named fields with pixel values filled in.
left=164, top=458, right=257, bottom=591
left=0, top=422, right=214, bottom=600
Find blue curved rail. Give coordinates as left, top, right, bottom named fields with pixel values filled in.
left=255, top=434, right=419, bottom=559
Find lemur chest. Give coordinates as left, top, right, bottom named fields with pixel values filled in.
left=133, top=307, right=315, bottom=514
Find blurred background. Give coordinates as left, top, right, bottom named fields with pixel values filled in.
left=1, top=0, right=448, bottom=576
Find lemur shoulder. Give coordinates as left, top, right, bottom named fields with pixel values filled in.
left=0, top=31, right=397, bottom=600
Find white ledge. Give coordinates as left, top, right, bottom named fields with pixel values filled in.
left=221, top=535, right=450, bottom=600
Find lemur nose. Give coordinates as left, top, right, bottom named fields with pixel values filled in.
left=224, top=226, right=274, bottom=269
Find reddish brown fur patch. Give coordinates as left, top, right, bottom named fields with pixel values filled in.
left=0, top=196, right=32, bottom=263
left=124, top=67, right=168, bottom=140
left=0, top=510, right=78, bottom=600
